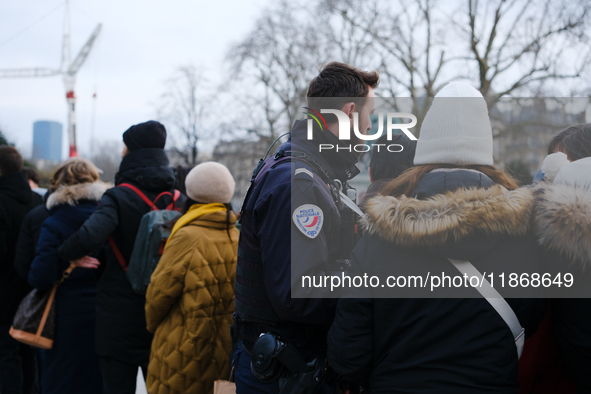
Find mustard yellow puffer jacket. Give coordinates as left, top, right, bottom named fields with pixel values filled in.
left=145, top=211, right=238, bottom=394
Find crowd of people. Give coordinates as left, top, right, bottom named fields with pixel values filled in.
left=0, top=61, right=589, bottom=394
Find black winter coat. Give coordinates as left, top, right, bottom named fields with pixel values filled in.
left=0, top=172, right=43, bottom=324
left=533, top=182, right=591, bottom=393
left=58, top=149, right=184, bottom=364
left=328, top=170, right=546, bottom=394
left=14, top=202, right=50, bottom=281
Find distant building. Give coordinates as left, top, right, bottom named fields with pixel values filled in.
left=33, top=121, right=62, bottom=162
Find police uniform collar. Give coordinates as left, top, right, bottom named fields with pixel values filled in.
left=289, top=120, right=360, bottom=182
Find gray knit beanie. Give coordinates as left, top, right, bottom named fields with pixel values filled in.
left=185, top=162, right=235, bottom=204
left=413, top=82, right=494, bottom=166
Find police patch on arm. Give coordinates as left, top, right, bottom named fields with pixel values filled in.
left=292, top=204, right=324, bottom=239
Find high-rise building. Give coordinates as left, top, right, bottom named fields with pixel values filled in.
left=33, top=121, right=63, bottom=162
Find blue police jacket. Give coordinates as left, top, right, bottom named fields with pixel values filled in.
left=235, top=119, right=360, bottom=356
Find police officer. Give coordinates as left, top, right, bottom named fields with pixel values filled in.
left=233, top=62, right=379, bottom=393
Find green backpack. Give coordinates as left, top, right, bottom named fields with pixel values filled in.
left=108, top=183, right=181, bottom=294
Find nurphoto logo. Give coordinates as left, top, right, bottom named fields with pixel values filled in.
left=304, top=107, right=418, bottom=153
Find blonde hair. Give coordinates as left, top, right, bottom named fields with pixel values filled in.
left=49, top=158, right=100, bottom=192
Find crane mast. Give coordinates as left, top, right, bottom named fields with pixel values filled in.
left=64, top=23, right=101, bottom=156
left=0, top=0, right=101, bottom=157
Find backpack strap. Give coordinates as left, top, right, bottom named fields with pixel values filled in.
left=169, top=190, right=181, bottom=211
left=448, top=258, right=525, bottom=359
left=108, top=185, right=181, bottom=271
left=153, top=189, right=182, bottom=211
left=108, top=236, right=128, bottom=272
left=118, top=183, right=157, bottom=210
left=108, top=183, right=153, bottom=271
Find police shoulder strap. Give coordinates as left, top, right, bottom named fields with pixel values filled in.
left=278, top=149, right=363, bottom=216
left=339, top=191, right=363, bottom=217
left=448, top=258, right=525, bottom=359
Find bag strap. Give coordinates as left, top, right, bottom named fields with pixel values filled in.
left=37, top=264, right=76, bottom=338
left=228, top=365, right=235, bottom=383
left=448, top=258, right=525, bottom=359
left=108, top=236, right=128, bottom=272
left=171, top=190, right=181, bottom=210
left=54, top=264, right=76, bottom=286
left=118, top=183, right=157, bottom=210
left=119, top=183, right=181, bottom=212
left=153, top=189, right=181, bottom=211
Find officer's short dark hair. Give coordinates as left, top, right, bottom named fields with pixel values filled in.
left=561, top=123, right=591, bottom=161
left=306, top=62, right=379, bottom=122
left=23, top=167, right=40, bottom=184
left=308, top=62, right=379, bottom=98
left=369, top=134, right=417, bottom=182
left=0, top=145, right=23, bottom=176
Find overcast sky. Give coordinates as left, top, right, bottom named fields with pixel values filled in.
left=0, top=0, right=270, bottom=158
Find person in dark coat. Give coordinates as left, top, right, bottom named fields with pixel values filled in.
left=28, top=158, right=106, bottom=394
left=13, top=192, right=50, bottom=394
left=58, top=120, right=184, bottom=394
left=327, top=82, right=546, bottom=393
left=359, top=133, right=416, bottom=210
left=14, top=195, right=50, bottom=282
left=532, top=154, right=591, bottom=393
left=0, top=145, right=43, bottom=394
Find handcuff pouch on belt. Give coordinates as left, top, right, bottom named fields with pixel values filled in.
left=250, top=332, right=326, bottom=393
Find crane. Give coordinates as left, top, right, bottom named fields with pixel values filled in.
left=0, top=0, right=101, bottom=157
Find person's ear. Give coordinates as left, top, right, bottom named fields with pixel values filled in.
left=341, top=102, right=356, bottom=131
left=342, top=102, right=356, bottom=118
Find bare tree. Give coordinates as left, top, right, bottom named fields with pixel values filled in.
left=326, top=0, right=448, bottom=96
left=158, top=65, right=209, bottom=165
left=319, top=0, right=452, bottom=134
left=458, top=0, right=591, bottom=100
left=226, top=0, right=385, bottom=143
left=226, top=0, right=591, bottom=146
left=226, top=1, right=324, bottom=143
left=323, top=0, right=591, bottom=136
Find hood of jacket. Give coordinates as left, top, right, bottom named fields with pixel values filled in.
left=46, top=181, right=109, bottom=210
left=533, top=182, right=591, bottom=266
left=115, top=148, right=175, bottom=192
left=0, top=172, right=34, bottom=204
left=290, top=119, right=360, bottom=182
left=361, top=170, right=535, bottom=259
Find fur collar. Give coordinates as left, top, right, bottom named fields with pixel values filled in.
left=362, top=185, right=535, bottom=247
left=46, top=182, right=108, bottom=210
left=533, top=182, right=591, bottom=265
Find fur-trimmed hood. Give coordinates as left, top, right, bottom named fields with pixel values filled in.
left=362, top=185, right=535, bottom=248
left=46, top=181, right=109, bottom=210
left=533, top=182, right=591, bottom=265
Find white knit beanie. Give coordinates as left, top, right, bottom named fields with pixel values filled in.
left=540, top=152, right=569, bottom=182
left=185, top=162, right=235, bottom=204
left=554, top=157, right=591, bottom=189
left=413, top=82, right=494, bottom=166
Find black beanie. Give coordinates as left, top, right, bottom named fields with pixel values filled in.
left=122, top=120, right=167, bottom=151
